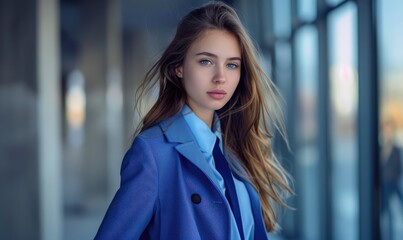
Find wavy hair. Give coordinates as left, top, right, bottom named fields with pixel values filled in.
left=134, top=1, right=293, bottom=232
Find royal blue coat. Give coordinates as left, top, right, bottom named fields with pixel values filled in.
left=95, top=113, right=268, bottom=240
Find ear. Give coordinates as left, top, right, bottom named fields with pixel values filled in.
left=175, top=66, right=183, bottom=78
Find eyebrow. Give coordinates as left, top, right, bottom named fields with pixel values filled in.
left=195, top=52, right=241, bottom=61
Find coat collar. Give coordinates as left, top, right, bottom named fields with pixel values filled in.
left=159, top=112, right=255, bottom=191
left=159, top=112, right=268, bottom=237
left=159, top=113, right=222, bottom=188
left=159, top=113, right=194, bottom=143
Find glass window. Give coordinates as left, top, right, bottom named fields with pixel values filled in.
left=378, top=0, right=403, bottom=239
left=261, top=53, right=272, bottom=79
left=271, top=41, right=295, bottom=237
left=274, top=42, right=292, bottom=101
left=273, top=0, right=291, bottom=37
left=297, top=0, right=317, bottom=22
left=328, top=3, right=359, bottom=240
left=295, top=26, right=320, bottom=240
left=326, top=0, right=344, bottom=6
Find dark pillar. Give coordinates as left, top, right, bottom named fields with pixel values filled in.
left=0, top=0, right=62, bottom=239
left=357, top=0, right=380, bottom=239
left=0, top=0, right=40, bottom=239
left=317, top=0, right=332, bottom=239
left=79, top=0, right=109, bottom=202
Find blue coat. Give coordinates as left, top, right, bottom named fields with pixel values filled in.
left=95, top=113, right=268, bottom=239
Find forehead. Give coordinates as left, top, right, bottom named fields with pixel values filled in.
left=187, top=29, right=241, bottom=58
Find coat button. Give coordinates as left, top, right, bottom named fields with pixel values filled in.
left=191, top=193, right=201, bottom=204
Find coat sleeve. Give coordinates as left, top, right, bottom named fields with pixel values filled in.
left=94, top=137, right=159, bottom=240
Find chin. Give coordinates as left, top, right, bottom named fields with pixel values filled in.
left=211, top=103, right=227, bottom=111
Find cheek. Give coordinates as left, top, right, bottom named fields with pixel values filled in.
left=230, top=77, right=241, bottom=98
left=184, top=69, right=205, bottom=89
left=231, top=74, right=241, bottom=90
left=182, top=75, right=202, bottom=97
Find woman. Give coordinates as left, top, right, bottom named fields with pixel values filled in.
left=381, top=118, right=403, bottom=240
left=95, top=2, right=292, bottom=239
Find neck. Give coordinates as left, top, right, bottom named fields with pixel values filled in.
left=190, top=108, right=214, bottom=129
left=197, top=112, right=214, bottom=129
left=186, top=103, right=215, bottom=129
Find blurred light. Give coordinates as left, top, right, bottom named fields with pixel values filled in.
left=330, top=63, right=358, bottom=118
left=66, top=69, right=86, bottom=146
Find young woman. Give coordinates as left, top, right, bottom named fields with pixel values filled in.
left=95, top=2, right=292, bottom=239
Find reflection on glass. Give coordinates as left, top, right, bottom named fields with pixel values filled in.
left=378, top=0, right=403, bottom=239
left=295, top=26, right=320, bottom=240
left=273, top=0, right=291, bottom=37
left=271, top=41, right=294, bottom=236
left=328, top=3, right=358, bottom=240
left=380, top=119, right=403, bottom=240
left=297, top=0, right=317, bottom=22
left=326, top=0, right=343, bottom=6
left=274, top=42, right=292, bottom=104
left=260, top=54, right=272, bottom=80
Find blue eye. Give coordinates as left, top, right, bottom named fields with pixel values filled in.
left=200, top=59, right=212, bottom=65
left=227, top=63, right=238, bottom=69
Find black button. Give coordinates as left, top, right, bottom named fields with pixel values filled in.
left=191, top=193, right=201, bottom=204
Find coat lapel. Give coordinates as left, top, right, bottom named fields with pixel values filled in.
left=159, top=113, right=224, bottom=189
left=160, top=113, right=268, bottom=238
left=228, top=152, right=268, bottom=239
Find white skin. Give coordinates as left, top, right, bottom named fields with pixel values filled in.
left=176, top=29, right=242, bottom=128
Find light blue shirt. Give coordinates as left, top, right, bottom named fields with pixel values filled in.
left=181, top=105, right=255, bottom=240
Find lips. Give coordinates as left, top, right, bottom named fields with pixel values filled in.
left=207, top=89, right=227, bottom=100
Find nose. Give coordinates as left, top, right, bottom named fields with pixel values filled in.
left=213, top=66, right=226, bottom=84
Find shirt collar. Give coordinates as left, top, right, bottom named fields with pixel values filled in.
left=181, top=105, right=222, bottom=154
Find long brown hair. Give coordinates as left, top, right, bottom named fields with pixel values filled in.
left=135, top=1, right=293, bottom=232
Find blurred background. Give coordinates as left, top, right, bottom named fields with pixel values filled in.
left=1, top=0, right=402, bottom=239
